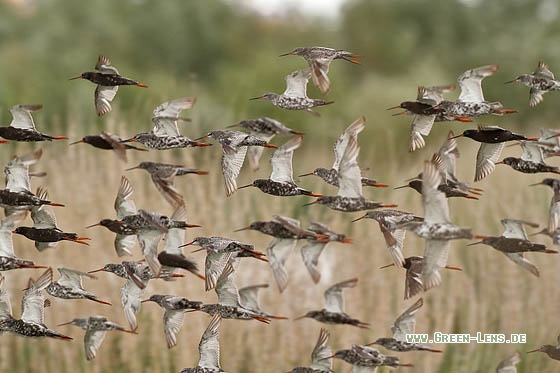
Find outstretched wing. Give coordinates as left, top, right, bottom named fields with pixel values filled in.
left=324, top=278, right=358, bottom=313
left=283, top=69, right=311, bottom=98
left=9, top=104, right=42, bottom=130
left=221, top=147, right=248, bottom=197
left=198, top=313, right=222, bottom=370
left=457, top=64, right=498, bottom=102
left=392, top=298, right=423, bottom=341
left=269, top=136, right=302, bottom=184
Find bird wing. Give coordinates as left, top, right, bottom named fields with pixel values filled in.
left=137, top=229, right=164, bottom=278
left=5, top=149, right=42, bottom=193
left=31, top=188, right=57, bottom=229
left=0, top=275, right=13, bottom=319
left=503, top=252, right=539, bottom=277
left=9, top=104, right=42, bottom=130
left=198, top=313, right=221, bottom=369
left=162, top=206, right=187, bottom=255
left=520, top=141, right=545, bottom=163
left=422, top=159, right=450, bottom=224
left=239, top=283, right=268, bottom=312
left=423, top=84, right=456, bottom=103
left=474, top=143, right=504, bottom=182
left=163, top=309, right=186, bottom=349
left=500, top=219, right=533, bottom=240
left=535, top=60, right=555, bottom=80
left=392, top=298, right=423, bottom=341
left=115, top=176, right=137, bottom=219
left=422, top=239, right=450, bottom=290
left=150, top=173, right=185, bottom=208
left=84, top=329, right=107, bottom=361
left=57, top=267, right=93, bottom=289
left=283, top=68, right=311, bottom=98
left=267, top=238, right=296, bottom=293
left=221, top=146, right=248, bottom=197
left=351, top=366, right=377, bottom=373
left=549, top=194, right=560, bottom=233
left=409, top=114, right=436, bottom=152
left=215, top=263, right=241, bottom=307
left=152, top=100, right=195, bottom=133
left=439, top=131, right=460, bottom=179
left=337, top=136, right=363, bottom=198
left=529, top=87, right=545, bottom=108
left=405, top=259, right=424, bottom=300
left=120, top=278, right=144, bottom=331
left=332, top=116, right=366, bottom=171
left=324, top=278, right=358, bottom=313
left=152, top=97, right=196, bottom=118
left=310, top=328, right=333, bottom=371
left=205, top=251, right=233, bottom=291
left=269, top=135, right=302, bottom=183
left=21, top=268, right=53, bottom=324
left=99, top=132, right=127, bottom=162
left=0, top=212, right=25, bottom=257
left=457, top=64, right=498, bottom=102
left=300, top=240, right=327, bottom=284
left=381, top=226, right=406, bottom=267
left=115, top=234, right=136, bottom=257
left=310, top=59, right=332, bottom=95
left=94, top=85, right=119, bottom=116
left=271, top=215, right=303, bottom=234
left=496, top=351, right=521, bottom=373
left=95, top=55, right=119, bottom=74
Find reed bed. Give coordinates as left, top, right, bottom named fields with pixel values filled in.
left=0, top=104, right=557, bottom=373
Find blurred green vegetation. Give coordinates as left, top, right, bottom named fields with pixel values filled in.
left=0, top=0, right=559, bottom=137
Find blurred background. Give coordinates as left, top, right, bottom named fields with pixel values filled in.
left=0, top=0, right=559, bottom=372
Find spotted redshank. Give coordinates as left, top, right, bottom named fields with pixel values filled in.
left=70, top=55, right=147, bottom=116
left=279, top=46, right=362, bottom=94
left=506, top=61, right=560, bottom=107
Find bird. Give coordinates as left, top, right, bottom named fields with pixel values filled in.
left=496, top=351, right=521, bottom=373
left=300, top=221, right=351, bottom=284
left=352, top=209, right=423, bottom=267
left=238, top=283, right=288, bottom=320
left=367, top=298, right=442, bottom=353
left=0, top=268, right=72, bottom=340
left=238, top=136, right=322, bottom=197
left=250, top=68, right=334, bottom=115
left=397, top=158, right=473, bottom=291
left=304, top=135, right=396, bottom=212
left=389, top=85, right=460, bottom=152
left=14, top=188, right=90, bottom=248
left=529, top=178, right=560, bottom=233
left=181, top=236, right=268, bottom=291
left=86, top=176, right=137, bottom=256
left=121, top=97, right=211, bottom=149
left=126, top=161, right=207, bottom=208
left=234, top=215, right=326, bottom=292
left=497, top=141, right=560, bottom=175
left=379, top=256, right=462, bottom=300
left=527, top=334, right=560, bottom=361
left=0, top=104, right=68, bottom=142
left=288, top=328, right=333, bottom=373
left=228, top=117, right=303, bottom=171
left=330, top=344, right=413, bottom=371
left=433, top=64, right=517, bottom=119
left=70, top=55, right=147, bottom=116
left=294, top=278, right=369, bottom=328
left=141, top=294, right=202, bottom=348
left=156, top=205, right=205, bottom=280
left=196, top=129, right=277, bottom=196
left=394, top=179, right=479, bottom=200
left=299, top=116, right=387, bottom=188
left=506, top=61, right=560, bottom=107
left=468, top=219, right=557, bottom=277
left=0, top=211, right=45, bottom=271
left=69, top=131, right=147, bottom=162
left=199, top=260, right=271, bottom=323
left=451, top=126, right=538, bottom=181
left=279, top=46, right=362, bottom=95
left=179, top=313, right=224, bottom=373
left=89, top=261, right=151, bottom=331
left=58, top=316, right=136, bottom=360
left=46, top=266, right=111, bottom=305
